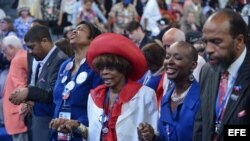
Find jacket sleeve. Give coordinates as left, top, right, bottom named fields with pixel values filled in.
left=27, top=86, right=53, bottom=103
left=144, top=87, right=159, bottom=136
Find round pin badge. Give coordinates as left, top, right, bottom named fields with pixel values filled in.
left=65, top=81, right=75, bottom=91
left=76, top=72, right=87, bottom=84
left=102, top=127, right=109, bottom=134
left=99, top=114, right=108, bottom=123
left=65, top=61, right=73, bottom=71
left=80, top=58, right=86, bottom=65
left=61, top=76, right=68, bottom=83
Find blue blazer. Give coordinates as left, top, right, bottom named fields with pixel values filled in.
left=53, top=58, right=102, bottom=141
left=158, top=80, right=200, bottom=141
left=138, top=71, right=163, bottom=92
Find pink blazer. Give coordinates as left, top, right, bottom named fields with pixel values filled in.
left=3, top=49, right=28, bottom=135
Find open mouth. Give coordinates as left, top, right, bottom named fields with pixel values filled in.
left=166, top=67, right=177, bottom=75
left=103, top=78, right=113, bottom=85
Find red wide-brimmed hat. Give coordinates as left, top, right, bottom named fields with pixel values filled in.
left=86, top=33, right=147, bottom=80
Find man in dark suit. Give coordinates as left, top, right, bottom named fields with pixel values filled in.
left=9, top=25, right=68, bottom=141
left=193, top=9, right=250, bottom=141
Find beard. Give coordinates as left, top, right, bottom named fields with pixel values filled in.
left=208, top=43, right=237, bottom=70
left=221, top=43, right=237, bottom=69
left=218, top=43, right=237, bottom=70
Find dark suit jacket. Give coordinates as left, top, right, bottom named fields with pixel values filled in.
left=193, top=49, right=250, bottom=141
left=27, top=47, right=67, bottom=141
left=27, top=48, right=68, bottom=111
left=139, top=33, right=153, bottom=49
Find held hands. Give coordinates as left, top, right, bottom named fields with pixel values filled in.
left=20, top=101, right=34, bottom=120
left=49, top=119, right=80, bottom=134
left=137, top=122, right=155, bottom=141
left=9, top=88, right=29, bottom=105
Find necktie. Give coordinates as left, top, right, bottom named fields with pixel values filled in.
left=218, top=71, right=229, bottom=119
left=35, top=63, right=41, bottom=83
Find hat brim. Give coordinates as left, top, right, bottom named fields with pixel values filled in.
left=86, top=33, right=147, bottom=80
left=18, top=6, right=30, bottom=13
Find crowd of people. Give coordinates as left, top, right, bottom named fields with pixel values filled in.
left=0, top=0, right=250, bottom=141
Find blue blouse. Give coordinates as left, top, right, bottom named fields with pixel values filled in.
left=53, top=58, right=102, bottom=141
left=13, top=17, right=33, bottom=41
left=157, top=80, right=200, bottom=141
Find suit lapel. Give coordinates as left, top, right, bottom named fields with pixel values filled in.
left=38, top=48, right=59, bottom=78
left=220, top=50, right=250, bottom=130
left=209, top=66, right=221, bottom=125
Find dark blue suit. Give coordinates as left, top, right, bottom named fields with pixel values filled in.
left=158, top=80, right=200, bottom=141
left=53, top=58, right=102, bottom=141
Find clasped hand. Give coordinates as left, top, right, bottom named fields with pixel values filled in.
left=49, top=118, right=80, bottom=134
left=9, top=88, right=29, bottom=105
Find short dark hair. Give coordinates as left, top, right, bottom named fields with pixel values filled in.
left=24, top=25, right=52, bottom=43
left=92, top=54, right=132, bottom=77
left=32, top=19, right=48, bottom=27
left=214, top=9, right=247, bottom=41
left=125, top=21, right=142, bottom=33
left=141, top=42, right=166, bottom=72
left=2, top=16, right=15, bottom=32
left=77, top=21, right=101, bottom=39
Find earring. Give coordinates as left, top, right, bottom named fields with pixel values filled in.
left=189, top=74, right=194, bottom=82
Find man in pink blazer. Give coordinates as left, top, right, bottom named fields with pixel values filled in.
left=1, top=35, right=28, bottom=141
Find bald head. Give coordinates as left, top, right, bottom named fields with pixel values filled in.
left=162, top=28, right=186, bottom=48
left=204, top=9, right=247, bottom=40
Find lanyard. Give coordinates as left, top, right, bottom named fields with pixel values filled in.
left=143, top=67, right=164, bottom=85
left=100, top=90, right=119, bottom=125
left=100, top=90, right=119, bottom=140
left=215, top=75, right=235, bottom=123
left=100, top=90, right=110, bottom=141
left=166, top=124, right=171, bottom=141
left=143, top=71, right=151, bottom=85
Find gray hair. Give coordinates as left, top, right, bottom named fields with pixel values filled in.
left=2, top=35, right=22, bottom=49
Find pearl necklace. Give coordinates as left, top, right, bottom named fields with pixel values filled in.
left=171, top=85, right=191, bottom=103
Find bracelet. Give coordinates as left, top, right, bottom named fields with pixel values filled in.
left=74, top=123, right=88, bottom=139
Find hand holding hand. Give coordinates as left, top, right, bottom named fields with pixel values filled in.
left=137, top=122, right=155, bottom=141
left=49, top=118, right=68, bottom=132
left=20, top=101, right=34, bottom=120
left=9, top=88, right=29, bottom=105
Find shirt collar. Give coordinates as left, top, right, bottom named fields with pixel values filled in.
left=39, top=46, right=56, bottom=66
left=227, top=47, right=246, bottom=79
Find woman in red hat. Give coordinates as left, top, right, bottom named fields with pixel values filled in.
left=49, top=33, right=158, bottom=141
left=85, top=33, right=158, bottom=141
